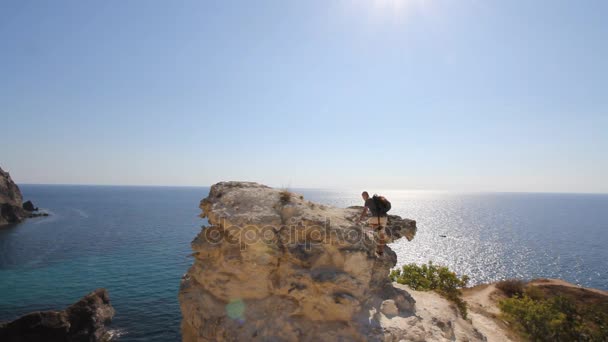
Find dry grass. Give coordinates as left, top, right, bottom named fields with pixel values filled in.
left=279, top=190, right=292, bottom=205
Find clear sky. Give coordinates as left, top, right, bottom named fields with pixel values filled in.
left=1, top=0, right=607, bottom=193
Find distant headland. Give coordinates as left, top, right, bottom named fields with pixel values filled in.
left=0, top=166, right=48, bottom=226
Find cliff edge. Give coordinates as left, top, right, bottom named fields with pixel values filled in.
left=179, top=182, right=486, bottom=341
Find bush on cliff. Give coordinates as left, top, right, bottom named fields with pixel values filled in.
left=496, top=279, right=526, bottom=298
left=279, top=190, right=292, bottom=205
left=499, top=286, right=608, bottom=341
left=390, top=261, right=469, bottom=318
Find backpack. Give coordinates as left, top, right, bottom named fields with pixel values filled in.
left=372, top=195, right=391, bottom=215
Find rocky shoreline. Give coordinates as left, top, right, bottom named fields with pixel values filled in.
left=0, top=166, right=48, bottom=227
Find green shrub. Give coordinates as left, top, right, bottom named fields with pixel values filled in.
left=499, top=295, right=578, bottom=341
left=524, top=285, right=546, bottom=301
left=496, top=279, right=526, bottom=298
left=580, top=303, right=608, bottom=341
left=499, top=292, right=608, bottom=341
left=390, top=261, right=469, bottom=318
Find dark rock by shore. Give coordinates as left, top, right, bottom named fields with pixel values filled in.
left=0, top=288, right=115, bottom=342
left=22, top=200, right=38, bottom=212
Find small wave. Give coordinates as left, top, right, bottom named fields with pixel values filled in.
left=72, top=208, right=89, bottom=218
left=105, top=328, right=127, bottom=340
left=32, top=209, right=58, bottom=224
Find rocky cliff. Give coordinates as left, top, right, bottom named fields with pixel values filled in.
left=0, top=288, right=115, bottom=342
left=179, top=182, right=486, bottom=341
left=0, top=166, right=46, bottom=226
left=0, top=167, right=26, bottom=226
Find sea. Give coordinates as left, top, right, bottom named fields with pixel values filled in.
left=1, top=185, right=607, bottom=341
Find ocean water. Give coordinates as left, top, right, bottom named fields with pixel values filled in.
left=0, top=185, right=204, bottom=341
left=1, top=185, right=607, bottom=341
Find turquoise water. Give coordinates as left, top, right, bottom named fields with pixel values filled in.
left=0, top=185, right=205, bottom=341
left=1, top=185, right=607, bottom=341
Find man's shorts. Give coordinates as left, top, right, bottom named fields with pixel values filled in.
left=368, top=216, right=388, bottom=227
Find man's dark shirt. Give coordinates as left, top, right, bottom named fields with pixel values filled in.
left=364, top=198, right=386, bottom=217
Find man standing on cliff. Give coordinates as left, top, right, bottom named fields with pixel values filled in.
left=357, top=191, right=390, bottom=256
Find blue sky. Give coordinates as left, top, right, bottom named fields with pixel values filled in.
left=1, top=0, right=606, bottom=192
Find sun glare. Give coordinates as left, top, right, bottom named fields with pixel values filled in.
left=350, top=0, right=434, bottom=22
left=371, top=0, right=428, bottom=12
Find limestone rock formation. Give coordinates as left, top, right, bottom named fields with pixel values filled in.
left=0, top=288, right=115, bottom=342
left=179, top=182, right=486, bottom=341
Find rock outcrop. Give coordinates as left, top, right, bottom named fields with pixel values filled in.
left=0, top=288, right=115, bottom=342
left=22, top=200, right=38, bottom=212
left=0, top=166, right=46, bottom=226
left=0, top=167, right=25, bottom=226
left=179, top=182, right=486, bottom=341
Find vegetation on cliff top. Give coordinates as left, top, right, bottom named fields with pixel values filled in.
left=497, top=279, right=608, bottom=341
left=279, top=190, right=292, bottom=205
left=390, top=261, right=469, bottom=318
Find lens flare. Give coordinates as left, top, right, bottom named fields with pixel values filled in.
left=226, top=299, right=246, bottom=321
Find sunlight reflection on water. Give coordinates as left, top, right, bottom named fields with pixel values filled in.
left=298, top=189, right=608, bottom=288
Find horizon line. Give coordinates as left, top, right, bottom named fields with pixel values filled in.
left=16, top=182, right=608, bottom=196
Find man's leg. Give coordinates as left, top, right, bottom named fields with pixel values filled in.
left=376, top=216, right=388, bottom=255
left=370, top=222, right=385, bottom=255
left=376, top=226, right=386, bottom=255
left=369, top=223, right=379, bottom=233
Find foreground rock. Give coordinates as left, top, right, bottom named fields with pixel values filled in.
left=0, top=288, right=115, bottom=342
left=0, top=166, right=47, bottom=226
left=179, top=182, right=489, bottom=341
